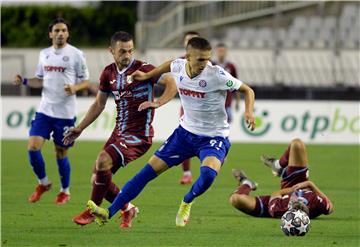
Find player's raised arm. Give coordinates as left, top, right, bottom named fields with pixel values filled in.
left=292, top=180, right=334, bottom=214
left=132, top=60, right=172, bottom=81
left=63, top=91, right=108, bottom=145
left=138, top=74, right=177, bottom=111
left=238, top=83, right=255, bottom=131
left=13, top=74, right=43, bottom=88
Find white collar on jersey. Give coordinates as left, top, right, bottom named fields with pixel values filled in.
left=51, top=44, right=68, bottom=55
left=116, top=58, right=135, bottom=74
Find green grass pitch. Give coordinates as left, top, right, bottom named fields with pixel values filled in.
left=1, top=140, right=359, bottom=246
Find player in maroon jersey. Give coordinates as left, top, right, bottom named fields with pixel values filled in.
left=63, top=31, right=177, bottom=228
left=215, top=43, right=240, bottom=123
left=229, top=138, right=334, bottom=219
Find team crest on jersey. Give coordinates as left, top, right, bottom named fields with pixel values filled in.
left=199, top=80, right=207, bottom=87
left=62, top=56, right=69, bottom=62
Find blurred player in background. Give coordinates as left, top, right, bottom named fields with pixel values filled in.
left=86, top=37, right=255, bottom=228
left=229, top=138, right=334, bottom=219
left=178, top=31, right=200, bottom=185
left=63, top=31, right=177, bottom=228
left=215, top=43, right=240, bottom=123
left=13, top=18, right=90, bottom=205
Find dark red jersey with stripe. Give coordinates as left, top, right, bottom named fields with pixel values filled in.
left=99, top=60, right=160, bottom=137
left=268, top=190, right=330, bottom=219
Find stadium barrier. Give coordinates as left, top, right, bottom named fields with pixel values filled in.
left=2, top=97, right=359, bottom=144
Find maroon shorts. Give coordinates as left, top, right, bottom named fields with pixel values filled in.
left=103, top=132, right=152, bottom=174
left=281, top=166, right=309, bottom=189
left=250, top=195, right=271, bottom=218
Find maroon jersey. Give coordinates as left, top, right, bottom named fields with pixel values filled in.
left=99, top=60, right=160, bottom=138
left=218, top=61, right=237, bottom=107
left=268, top=190, right=331, bottom=219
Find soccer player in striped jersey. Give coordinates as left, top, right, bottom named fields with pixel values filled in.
left=63, top=31, right=177, bottom=228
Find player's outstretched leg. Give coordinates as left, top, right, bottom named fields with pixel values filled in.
left=87, top=200, right=109, bottom=226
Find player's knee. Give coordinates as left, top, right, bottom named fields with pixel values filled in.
left=55, top=146, right=68, bottom=159
left=96, top=151, right=112, bottom=171
left=28, top=141, right=41, bottom=151
left=290, top=138, right=305, bottom=153
left=229, top=193, right=246, bottom=208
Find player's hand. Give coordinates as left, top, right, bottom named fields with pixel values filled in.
left=62, top=127, right=82, bottom=145
left=64, top=84, right=76, bottom=96
left=245, top=112, right=256, bottom=131
left=13, top=74, right=22, bottom=86
left=131, top=70, right=149, bottom=81
left=138, top=101, right=160, bottom=111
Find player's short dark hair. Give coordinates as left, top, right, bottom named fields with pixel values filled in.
left=186, top=37, right=212, bottom=51
left=48, top=18, right=70, bottom=32
left=216, top=43, right=227, bottom=48
left=110, top=31, right=133, bottom=47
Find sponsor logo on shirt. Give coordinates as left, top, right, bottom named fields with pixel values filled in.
left=219, top=70, right=225, bottom=75
left=226, top=80, right=233, bottom=87
left=110, top=79, right=116, bottom=84
left=179, top=88, right=205, bottom=98
left=180, top=76, right=184, bottom=82
left=44, top=66, right=66, bottom=72
left=62, top=56, right=69, bottom=62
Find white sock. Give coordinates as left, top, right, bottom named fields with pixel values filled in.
left=183, top=171, right=192, bottom=177
left=39, top=177, right=50, bottom=186
left=274, top=160, right=282, bottom=171
left=242, top=180, right=254, bottom=189
left=60, top=187, right=70, bottom=195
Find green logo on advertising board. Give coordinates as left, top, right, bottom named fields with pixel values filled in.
left=241, top=109, right=272, bottom=136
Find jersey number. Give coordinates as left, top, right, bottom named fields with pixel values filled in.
left=210, top=139, right=223, bottom=151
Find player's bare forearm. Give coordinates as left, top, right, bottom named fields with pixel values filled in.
left=73, top=80, right=90, bottom=92
left=26, top=78, right=43, bottom=88
left=270, top=188, right=295, bottom=201
left=239, top=83, right=255, bottom=130
left=148, top=60, right=172, bottom=79
left=14, top=75, right=42, bottom=88
left=76, top=92, right=107, bottom=130
left=156, top=75, right=177, bottom=107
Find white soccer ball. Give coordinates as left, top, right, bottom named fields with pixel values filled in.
left=280, top=209, right=310, bottom=236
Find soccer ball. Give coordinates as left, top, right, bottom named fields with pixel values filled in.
left=280, top=209, right=310, bottom=236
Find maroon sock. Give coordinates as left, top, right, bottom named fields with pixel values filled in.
left=104, top=181, right=120, bottom=203
left=91, top=170, right=112, bottom=205
left=182, top=159, right=191, bottom=172
left=279, top=146, right=290, bottom=168
left=234, top=184, right=251, bottom=195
